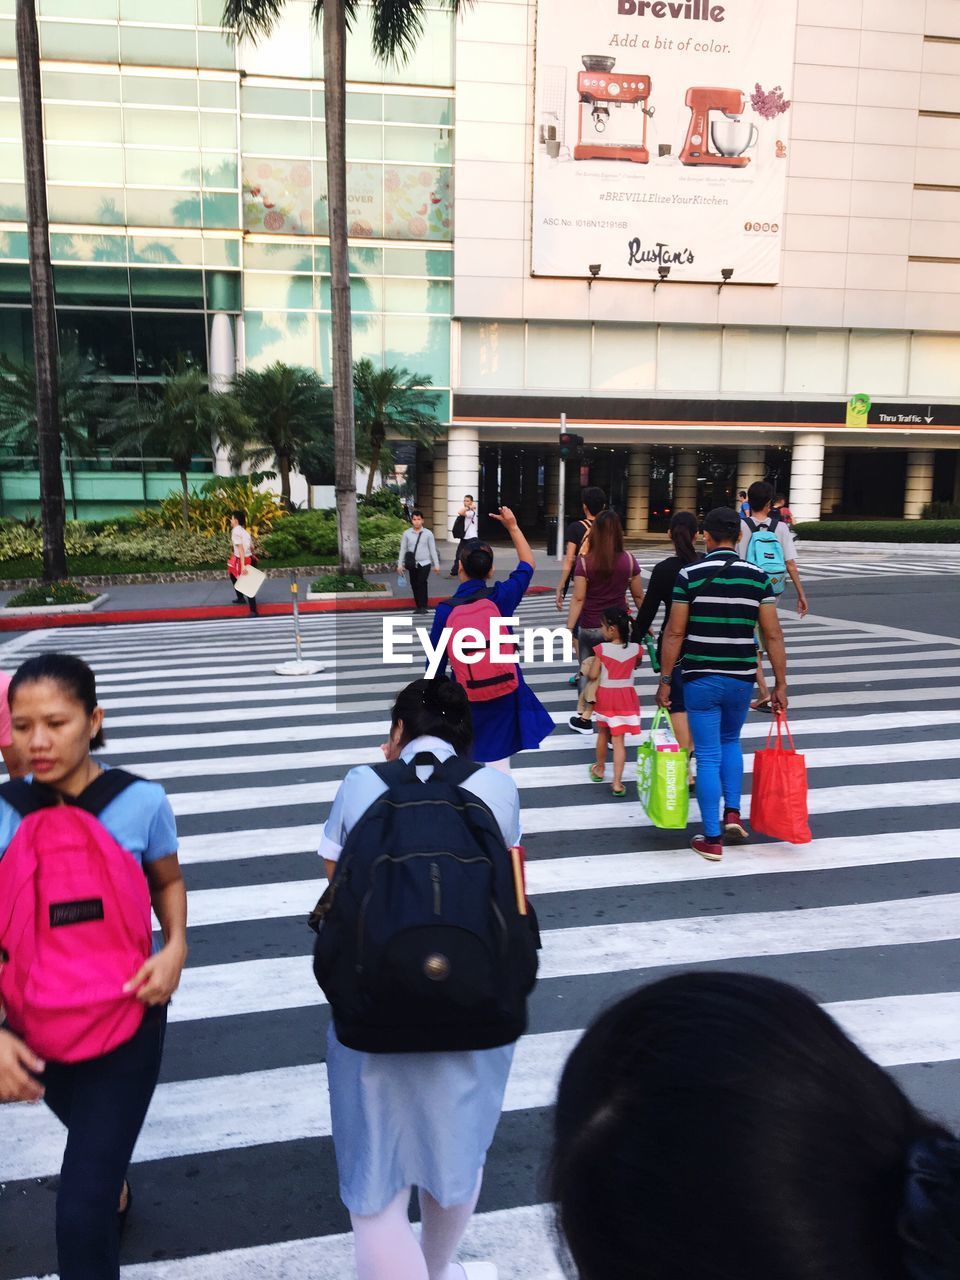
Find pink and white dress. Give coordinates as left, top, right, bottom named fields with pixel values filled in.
left=593, top=641, right=642, bottom=736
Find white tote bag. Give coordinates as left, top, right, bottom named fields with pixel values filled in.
left=233, top=566, right=266, bottom=598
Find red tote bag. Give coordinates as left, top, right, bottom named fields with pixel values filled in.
left=750, top=714, right=812, bottom=845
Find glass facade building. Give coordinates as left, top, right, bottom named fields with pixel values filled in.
left=0, top=0, right=455, bottom=515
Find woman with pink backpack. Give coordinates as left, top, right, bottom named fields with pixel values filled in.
left=0, top=653, right=187, bottom=1280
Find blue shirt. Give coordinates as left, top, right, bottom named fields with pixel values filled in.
left=319, top=735, right=522, bottom=861
left=0, top=766, right=179, bottom=868
left=427, top=562, right=554, bottom=762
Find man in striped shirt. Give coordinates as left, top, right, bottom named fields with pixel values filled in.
left=656, top=507, right=788, bottom=863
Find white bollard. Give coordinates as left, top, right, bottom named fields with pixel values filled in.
left=275, top=578, right=324, bottom=676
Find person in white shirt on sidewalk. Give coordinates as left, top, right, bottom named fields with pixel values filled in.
left=450, top=496, right=478, bottom=577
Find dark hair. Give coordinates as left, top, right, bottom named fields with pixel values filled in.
left=9, top=653, right=105, bottom=750
left=584, top=509, right=624, bottom=581
left=747, top=480, right=774, bottom=513
left=702, top=505, right=740, bottom=544
left=601, top=606, right=630, bottom=646
left=461, top=539, right=494, bottom=580
left=411, top=509, right=424, bottom=520
left=464, top=494, right=474, bottom=502
left=390, top=677, right=472, bottom=755
left=552, top=972, right=955, bottom=1280
left=581, top=486, right=607, bottom=517
left=775, top=493, right=787, bottom=504
left=231, top=509, right=247, bottom=526
left=738, top=490, right=747, bottom=498
left=668, top=510, right=698, bottom=566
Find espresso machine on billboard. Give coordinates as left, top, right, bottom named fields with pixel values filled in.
left=574, top=55, right=655, bottom=163
left=679, top=87, right=759, bottom=167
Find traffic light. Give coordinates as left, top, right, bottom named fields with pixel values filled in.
left=559, top=431, right=584, bottom=461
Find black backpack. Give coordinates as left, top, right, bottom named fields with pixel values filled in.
left=452, top=513, right=466, bottom=540
left=309, top=753, right=540, bottom=1053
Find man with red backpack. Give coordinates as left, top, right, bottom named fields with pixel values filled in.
left=428, top=507, right=555, bottom=771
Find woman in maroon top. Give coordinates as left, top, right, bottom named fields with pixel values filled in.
left=565, top=510, right=644, bottom=733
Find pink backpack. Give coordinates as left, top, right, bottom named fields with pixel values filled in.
left=0, top=771, right=152, bottom=1064
left=445, top=587, right=520, bottom=703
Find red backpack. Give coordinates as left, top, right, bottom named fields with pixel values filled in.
left=445, top=587, right=520, bottom=703
left=0, top=770, right=152, bottom=1063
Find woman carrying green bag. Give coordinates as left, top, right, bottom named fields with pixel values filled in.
left=636, top=708, right=689, bottom=829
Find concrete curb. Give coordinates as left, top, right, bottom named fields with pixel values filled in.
left=0, top=585, right=555, bottom=632
left=2, top=593, right=110, bottom=616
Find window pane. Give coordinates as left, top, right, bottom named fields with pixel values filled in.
left=40, top=21, right=120, bottom=61
left=43, top=70, right=121, bottom=103
left=125, top=188, right=202, bottom=229
left=199, top=80, right=235, bottom=109
left=351, top=314, right=383, bottom=364
left=385, top=278, right=451, bottom=315
left=130, top=235, right=203, bottom=265
left=0, top=229, right=29, bottom=260
left=47, top=186, right=124, bottom=224
left=0, top=308, right=33, bottom=364
left=242, top=158, right=313, bottom=234
left=245, top=241, right=312, bottom=272
left=55, top=265, right=130, bottom=308
left=202, top=237, right=240, bottom=268
left=242, top=86, right=310, bottom=117
left=0, top=140, right=21, bottom=181
left=59, top=310, right=135, bottom=375
left=244, top=272, right=313, bottom=309
left=383, top=166, right=451, bottom=241
left=205, top=270, right=240, bottom=310
left=47, top=145, right=122, bottom=184
left=200, top=111, right=236, bottom=149
left=125, top=149, right=200, bottom=187
left=385, top=96, right=453, bottom=127
left=385, top=126, right=451, bottom=164
left=0, top=262, right=31, bottom=304
left=121, top=74, right=197, bottom=107
left=242, top=116, right=310, bottom=156
left=311, top=89, right=325, bottom=119
left=121, top=0, right=195, bottom=19
left=134, top=312, right=207, bottom=375
left=349, top=246, right=382, bottom=274
left=202, top=151, right=237, bottom=187
left=40, top=0, right=117, bottom=17
left=244, top=310, right=314, bottom=369
left=383, top=247, right=452, bottom=277
left=345, top=162, right=383, bottom=238
left=346, top=92, right=382, bottom=121
left=0, top=182, right=25, bottom=220
left=202, top=191, right=238, bottom=227
left=384, top=315, right=449, bottom=385
left=351, top=277, right=383, bottom=312
left=130, top=267, right=204, bottom=309
left=0, top=68, right=16, bottom=96
left=198, top=32, right=235, bottom=69
left=124, top=108, right=199, bottom=147
left=120, top=27, right=197, bottom=68
left=347, top=123, right=383, bottom=161
left=51, top=232, right=127, bottom=263
left=312, top=122, right=326, bottom=159
left=45, top=104, right=122, bottom=143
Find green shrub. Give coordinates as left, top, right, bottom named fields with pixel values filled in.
left=310, top=574, right=385, bottom=593
left=794, top=520, right=960, bottom=542
left=6, top=581, right=96, bottom=607
left=358, top=489, right=405, bottom=519
left=135, top=475, right=287, bottom=537
left=922, top=501, right=960, bottom=520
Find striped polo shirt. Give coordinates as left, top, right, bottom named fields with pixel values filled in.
left=672, top=550, right=776, bottom=682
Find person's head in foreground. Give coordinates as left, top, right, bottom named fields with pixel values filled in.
left=701, top=506, right=741, bottom=550
left=551, top=972, right=960, bottom=1280
left=458, top=538, right=495, bottom=583
left=382, top=677, right=472, bottom=761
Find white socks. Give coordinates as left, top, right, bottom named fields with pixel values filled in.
left=351, top=1175, right=483, bottom=1280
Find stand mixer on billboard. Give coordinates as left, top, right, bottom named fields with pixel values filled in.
left=532, top=0, right=799, bottom=283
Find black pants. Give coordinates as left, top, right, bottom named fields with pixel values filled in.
left=230, top=573, right=258, bottom=614
left=42, top=1005, right=167, bottom=1280
left=410, top=562, right=431, bottom=609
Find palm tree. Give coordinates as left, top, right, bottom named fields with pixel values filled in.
left=229, top=362, right=334, bottom=509
left=15, top=0, right=65, bottom=581
left=223, top=0, right=470, bottom=573
left=353, top=358, right=441, bottom=496
left=114, top=359, right=250, bottom=529
left=0, top=350, right=119, bottom=459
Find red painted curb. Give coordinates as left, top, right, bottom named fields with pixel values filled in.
left=0, top=585, right=555, bottom=631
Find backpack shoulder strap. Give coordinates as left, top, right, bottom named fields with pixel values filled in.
left=0, top=778, right=59, bottom=817
left=744, top=517, right=759, bottom=534
left=444, top=585, right=494, bottom=610
left=70, top=768, right=142, bottom=817
left=431, top=756, right=483, bottom=789
left=767, top=510, right=781, bottom=529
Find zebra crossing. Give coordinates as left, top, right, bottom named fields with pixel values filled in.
left=626, top=548, right=960, bottom=583
left=3, top=596, right=960, bottom=1280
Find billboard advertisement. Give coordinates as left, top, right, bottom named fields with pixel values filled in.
left=532, top=0, right=799, bottom=284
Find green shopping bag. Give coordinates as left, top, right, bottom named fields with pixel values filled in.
left=636, top=708, right=690, bottom=829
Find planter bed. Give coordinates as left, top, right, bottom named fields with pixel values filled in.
left=3, top=593, right=110, bottom=616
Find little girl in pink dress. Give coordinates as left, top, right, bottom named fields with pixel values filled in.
left=586, top=607, right=642, bottom=797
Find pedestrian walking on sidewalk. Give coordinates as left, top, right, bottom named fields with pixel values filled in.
left=566, top=510, right=644, bottom=734
left=429, top=508, right=553, bottom=771
left=0, top=653, right=186, bottom=1280
left=551, top=971, right=960, bottom=1280
left=398, top=510, right=440, bottom=615
left=630, top=510, right=701, bottom=759
left=317, top=677, right=529, bottom=1280
left=657, top=507, right=788, bottom=862
left=585, top=607, right=641, bottom=798
left=449, top=494, right=478, bottom=577
left=228, top=510, right=259, bottom=616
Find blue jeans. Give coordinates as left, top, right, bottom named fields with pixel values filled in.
left=41, top=1005, right=167, bottom=1280
left=684, top=675, right=754, bottom=840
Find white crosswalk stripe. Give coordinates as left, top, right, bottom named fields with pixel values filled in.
left=4, top=591, right=960, bottom=1280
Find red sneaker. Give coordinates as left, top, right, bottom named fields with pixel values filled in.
left=723, top=809, right=749, bottom=843
left=691, top=835, right=723, bottom=862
